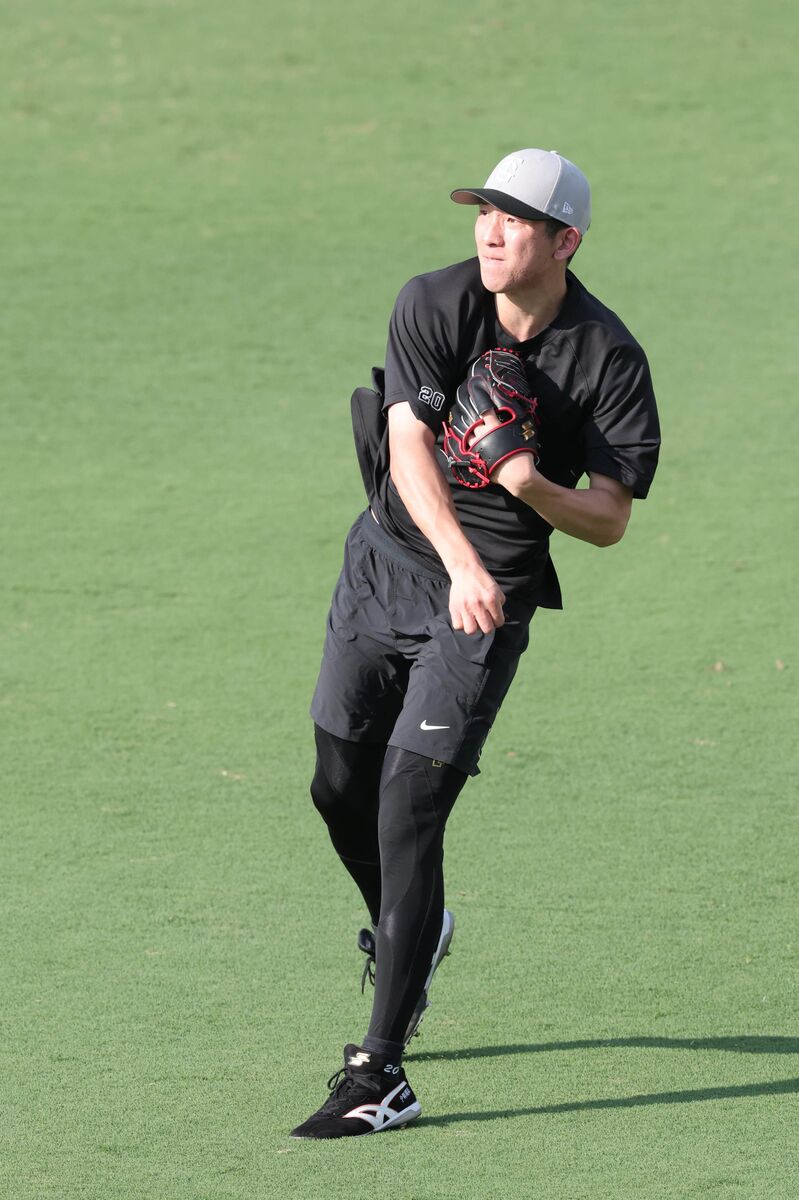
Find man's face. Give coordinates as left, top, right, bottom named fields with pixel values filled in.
left=474, top=204, right=559, bottom=295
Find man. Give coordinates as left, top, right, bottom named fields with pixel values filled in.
left=292, top=148, right=660, bottom=1139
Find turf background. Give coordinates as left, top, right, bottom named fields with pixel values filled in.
left=2, top=0, right=797, bottom=1196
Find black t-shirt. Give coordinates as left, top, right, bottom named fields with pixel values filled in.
left=371, top=257, right=660, bottom=603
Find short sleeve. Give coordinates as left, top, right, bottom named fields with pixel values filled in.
left=383, top=276, right=456, bottom=432
left=583, top=345, right=660, bottom=498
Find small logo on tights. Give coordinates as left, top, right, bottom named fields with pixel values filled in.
left=420, top=720, right=450, bottom=731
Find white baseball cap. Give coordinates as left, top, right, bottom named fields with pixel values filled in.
left=451, top=148, right=591, bottom=235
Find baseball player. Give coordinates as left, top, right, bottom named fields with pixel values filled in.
left=291, top=148, right=660, bottom=1139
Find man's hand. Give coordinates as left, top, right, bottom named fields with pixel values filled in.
left=448, top=562, right=506, bottom=635
left=484, top=409, right=541, bottom=493
left=493, top=454, right=541, bottom=493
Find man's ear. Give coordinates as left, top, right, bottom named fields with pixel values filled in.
left=554, top=227, right=582, bottom=260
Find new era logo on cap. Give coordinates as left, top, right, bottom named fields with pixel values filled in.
left=450, top=148, right=591, bottom=235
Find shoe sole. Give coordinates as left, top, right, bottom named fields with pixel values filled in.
left=290, top=1101, right=422, bottom=1139
left=368, top=1100, right=422, bottom=1133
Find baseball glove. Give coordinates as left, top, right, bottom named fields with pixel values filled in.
left=442, top=348, right=540, bottom=489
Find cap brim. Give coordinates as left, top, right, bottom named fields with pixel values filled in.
left=449, top=188, right=550, bottom=222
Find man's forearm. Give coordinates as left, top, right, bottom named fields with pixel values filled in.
left=498, top=462, right=631, bottom=547
left=388, top=437, right=482, bottom=574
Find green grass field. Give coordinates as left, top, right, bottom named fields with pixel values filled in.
left=2, top=1, right=797, bottom=1196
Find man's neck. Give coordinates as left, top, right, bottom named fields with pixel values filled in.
left=495, top=274, right=568, bottom=342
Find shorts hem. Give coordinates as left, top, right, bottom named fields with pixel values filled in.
left=309, top=711, right=392, bottom=748
left=386, top=735, right=481, bottom=778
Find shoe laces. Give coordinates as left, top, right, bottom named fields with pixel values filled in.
left=326, top=1066, right=349, bottom=1095
left=357, top=928, right=376, bottom=992
left=360, top=955, right=375, bottom=993
left=322, top=1066, right=380, bottom=1111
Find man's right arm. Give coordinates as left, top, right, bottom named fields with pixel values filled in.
left=386, top=401, right=505, bottom=635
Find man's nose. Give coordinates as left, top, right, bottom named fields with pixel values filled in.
left=481, top=212, right=503, bottom=245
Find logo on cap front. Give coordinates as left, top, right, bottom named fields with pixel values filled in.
left=497, top=156, right=523, bottom=186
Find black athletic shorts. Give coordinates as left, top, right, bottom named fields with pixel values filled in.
left=310, top=511, right=536, bottom=776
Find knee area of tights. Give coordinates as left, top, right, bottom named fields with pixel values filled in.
left=309, top=771, right=342, bottom=816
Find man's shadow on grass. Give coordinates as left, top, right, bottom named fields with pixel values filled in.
left=405, top=1037, right=799, bottom=1127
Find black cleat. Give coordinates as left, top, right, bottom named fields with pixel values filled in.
left=290, top=1045, right=421, bottom=1139
left=357, top=912, right=455, bottom=1045
left=403, top=908, right=455, bottom=1046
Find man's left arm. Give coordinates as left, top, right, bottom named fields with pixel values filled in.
left=484, top=340, right=658, bottom=545
left=495, top=456, right=633, bottom=547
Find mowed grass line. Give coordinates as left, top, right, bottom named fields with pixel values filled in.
left=2, top=0, right=797, bottom=1196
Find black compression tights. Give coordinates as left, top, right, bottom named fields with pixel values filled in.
left=310, top=725, right=467, bottom=1053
